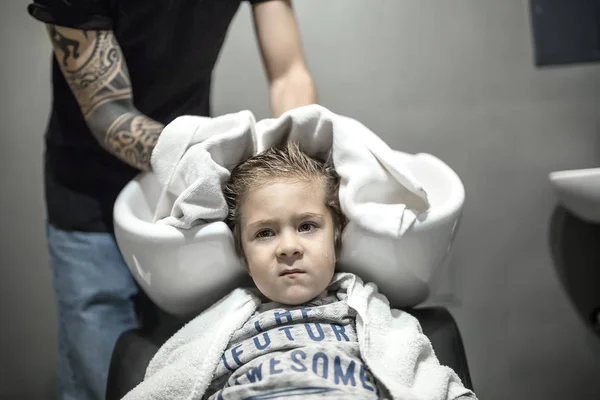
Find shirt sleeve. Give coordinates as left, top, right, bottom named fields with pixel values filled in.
left=27, top=0, right=113, bottom=30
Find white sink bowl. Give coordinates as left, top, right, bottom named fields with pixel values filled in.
left=337, top=152, right=465, bottom=307
left=549, top=168, right=600, bottom=223
left=114, top=152, right=465, bottom=316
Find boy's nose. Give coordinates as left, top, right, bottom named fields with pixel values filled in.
left=276, top=232, right=303, bottom=260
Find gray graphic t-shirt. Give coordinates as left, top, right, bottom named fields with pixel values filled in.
left=204, top=291, right=380, bottom=399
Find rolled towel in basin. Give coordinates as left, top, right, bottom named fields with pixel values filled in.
left=150, top=104, right=429, bottom=238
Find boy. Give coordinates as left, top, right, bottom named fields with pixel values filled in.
left=124, top=142, right=477, bottom=400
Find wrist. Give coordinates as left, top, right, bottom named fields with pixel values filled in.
left=270, top=67, right=317, bottom=117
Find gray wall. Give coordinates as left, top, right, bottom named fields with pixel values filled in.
left=0, top=1, right=58, bottom=399
left=2, top=0, right=600, bottom=398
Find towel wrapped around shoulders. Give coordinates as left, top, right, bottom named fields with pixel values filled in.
left=123, top=273, right=477, bottom=400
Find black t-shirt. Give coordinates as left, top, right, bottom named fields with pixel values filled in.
left=28, top=0, right=269, bottom=232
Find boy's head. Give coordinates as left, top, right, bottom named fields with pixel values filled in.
left=224, top=142, right=346, bottom=305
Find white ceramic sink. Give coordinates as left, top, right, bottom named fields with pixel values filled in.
left=114, top=152, right=465, bottom=316
left=549, top=168, right=600, bottom=223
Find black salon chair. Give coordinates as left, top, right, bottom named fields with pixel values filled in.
left=106, top=302, right=474, bottom=399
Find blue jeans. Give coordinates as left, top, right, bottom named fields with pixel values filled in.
left=47, top=224, right=140, bottom=400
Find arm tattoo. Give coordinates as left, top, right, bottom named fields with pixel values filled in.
left=48, top=25, right=83, bottom=67
left=105, top=113, right=162, bottom=169
left=49, top=25, right=163, bottom=170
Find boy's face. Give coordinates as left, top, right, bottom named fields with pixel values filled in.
left=240, top=178, right=336, bottom=305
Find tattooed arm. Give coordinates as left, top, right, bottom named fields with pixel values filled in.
left=46, top=25, right=162, bottom=171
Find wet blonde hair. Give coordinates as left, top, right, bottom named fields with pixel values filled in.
left=223, top=142, right=346, bottom=264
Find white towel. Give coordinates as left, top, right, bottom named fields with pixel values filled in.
left=150, top=104, right=430, bottom=237
left=122, top=273, right=476, bottom=400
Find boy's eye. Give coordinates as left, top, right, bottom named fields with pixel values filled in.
left=299, top=223, right=317, bottom=232
left=256, top=229, right=274, bottom=238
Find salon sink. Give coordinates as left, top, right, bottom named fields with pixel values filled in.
left=113, top=152, right=465, bottom=316
left=549, top=168, right=600, bottom=223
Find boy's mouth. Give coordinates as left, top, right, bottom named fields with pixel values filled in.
left=279, top=268, right=305, bottom=277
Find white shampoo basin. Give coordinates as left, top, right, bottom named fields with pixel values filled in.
left=114, top=152, right=465, bottom=316
left=549, top=168, right=600, bottom=223
left=337, top=152, right=464, bottom=307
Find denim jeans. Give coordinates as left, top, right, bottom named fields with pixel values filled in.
left=47, top=224, right=140, bottom=400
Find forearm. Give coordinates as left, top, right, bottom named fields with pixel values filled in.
left=270, top=66, right=317, bottom=117
left=251, top=0, right=316, bottom=117
left=86, top=99, right=163, bottom=171
left=48, top=25, right=162, bottom=170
